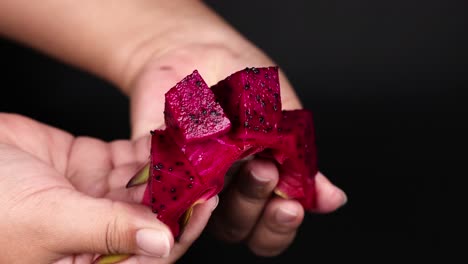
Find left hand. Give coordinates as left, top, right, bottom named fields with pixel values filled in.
left=0, top=113, right=217, bottom=264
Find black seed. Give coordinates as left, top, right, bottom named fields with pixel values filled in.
left=160, top=204, right=165, bottom=209
left=277, top=127, right=283, bottom=132
left=176, top=161, right=184, bottom=166
left=189, top=114, right=196, bottom=120
left=252, top=67, right=260, bottom=74
left=249, top=115, right=253, bottom=119
left=264, top=73, right=269, bottom=79
left=202, top=109, right=207, bottom=115
left=210, top=110, right=218, bottom=116
left=159, top=134, right=165, bottom=139
left=172, top=196, right=177, bottom=201
left=246, top=109, right=251, bottom=115
left=152, top=208, right=159, bottom=214
left=268, top=87, right=272, bottom=92
left=169, top=167, right=173, bottom=172
left=187, top=183, right=193, bottom=189
left=273, top=93, right=279, bottom=98
left=185, top=170, right=190, bottom=175
left=261, top=100, right=266, bottom=107
left=155, top=175, right=161, bottom=181
left=260, top=82, right=265, bottom=87
left=194, top=120, right=200, bottom=124
left=254, top=126, right=259, bottom=131
left=196, top=80, right=202, bottom=87
left=189, top=176, right=194, bottom=181
left=245, top=67, right=250, bottom=73
left=259, top=116, right=265, bottom=123
left=244, top=83, right=250, bottom=90
left=273, top=104, right=278, bottom=111
left=244, top=121, right=249, bottom=127
left=170, top=188, right=176, bottom=193
left=256, top=95, right=261, bottom=102
left=151, top=197, right=156, bottom=203
left=150, top=130, right=155, bottom=135
left=153, top=163, right=163, bottom=170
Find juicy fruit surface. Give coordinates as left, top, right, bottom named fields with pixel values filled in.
left=275, top=110, right=317, bottom=209
left=212, top=67, right=282, bottom=142
left=165, top=70, right=231, bottom=144
left=130, top=67, right=318, bottom=237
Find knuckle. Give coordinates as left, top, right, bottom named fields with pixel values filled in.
left=237, top=185, right=270, bottom=201
left=248, top=232, right=296, bottom=257
left=103, top=206, right=132, bottom=254
left=222, top=227, right=250, bottom=242
left=249, top=243, right=287, bottom=257
left=265, top=219, right=298, bottom=235
left=104, top=217, right=121, bottom=254
left=210, top=216, right=250, bottom=242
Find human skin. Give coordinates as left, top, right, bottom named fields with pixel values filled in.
left=0, top=113, right=218, bottom=263
left=0, top=0, right=347, bottom=262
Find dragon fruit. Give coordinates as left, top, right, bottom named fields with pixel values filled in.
left=270, top=110, right=318, bottom=209
left=212, top=67, right=282, bottom=147
left=140, top=129, right=218, bottom=236
left=126, top=67, right=318, bottom=239
left=164, top=70, right=231, bottom=144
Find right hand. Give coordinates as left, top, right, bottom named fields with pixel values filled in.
left=125, top=2, right=347, bottom=256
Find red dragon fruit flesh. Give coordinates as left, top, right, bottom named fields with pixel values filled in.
left=126, top=67, right=319, bottom=239
left=212, top=67, right=282, bottom=146
left=164, top=70, right=231, bottom=144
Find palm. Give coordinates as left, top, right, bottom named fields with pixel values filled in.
left=0, top=114, right=213, bottom=264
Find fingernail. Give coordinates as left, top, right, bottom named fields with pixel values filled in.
left=250, top=170, right=272, bottom=183
left=93, top=254, right=130, bottom=264
left=136, top=229, right=171, bottom=257
left=276, top=206, right=298, bottom=224
left=212, top=195, right=219, bottom=211
left=340, top=189, right=348, bottom=206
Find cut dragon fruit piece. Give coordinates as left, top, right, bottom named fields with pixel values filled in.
left=165, top=70, right=231, bottom=144
left=273, top=110, right=318, bottom=209
left=142, top=130, right=217, bottom=236
left=212, top=67, right=282, bottom=145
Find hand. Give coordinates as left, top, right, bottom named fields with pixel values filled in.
left=126, top=5, right=347, bottom=256
left=0, top=114, right=217, bottom=264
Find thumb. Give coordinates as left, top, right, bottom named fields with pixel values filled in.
left=42, top=190, right=174, bottom=258
left=130, top=65, right=184, bottom=140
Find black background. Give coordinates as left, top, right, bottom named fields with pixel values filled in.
left=1, top=0, right=459, bottom=262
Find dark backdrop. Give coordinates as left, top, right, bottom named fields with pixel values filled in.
left=1, top=0, right=459, bottom=262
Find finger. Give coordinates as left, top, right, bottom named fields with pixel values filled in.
left=109, top=136, right=151, bottom=167
left=167, top=196, right=219, bottom=262
left=102, top=196, right=218, bottom=264
left=247, top=198, right=304, bottom=257
left=209, top=158, right=279, bottom=242
left=130, top=65, right=185, bottom=140
left=31, top=189, right=174, bottom=258
left=311, top=172, right=347, bottom=213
